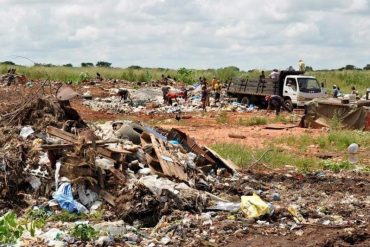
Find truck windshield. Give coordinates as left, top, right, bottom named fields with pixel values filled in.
left=298, top=78, right=321, bottom=93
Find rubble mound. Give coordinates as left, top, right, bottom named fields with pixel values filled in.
left=0, top=96, right=66, bottom=130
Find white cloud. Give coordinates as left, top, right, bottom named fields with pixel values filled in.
left=0, top=0, right=369, bottom=70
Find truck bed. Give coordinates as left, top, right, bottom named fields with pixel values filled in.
left=227, top=78, right=280, bottom=96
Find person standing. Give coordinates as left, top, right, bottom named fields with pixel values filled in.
left=162, top=85, right=171, bottom=104
left=214, top=82, right=221, bottom=102
left=269, top=69, right=279, bottom=82
left=201, top=85, right=208, bottom=112
left=299, top=59, right=305, bottom=72
left=258, top=71, right=266, bottom=93
left=332, top=85, right=339, bottom=98
left=211, top=77, right=217, bottom=90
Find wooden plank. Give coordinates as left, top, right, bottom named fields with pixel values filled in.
left=228, top=133, right=246, bottom=139
left=47, top=126, right=77, bottom=143
left=204, top=146, right=241, bottom=174
left=41, top=143, right=75, bottom=150
left=108, top=167, right=126, bottom=184
left=100, top=190, right=116, bottom=206
left=264, top=124, right=297, bottom=130
left=46, top=126, right=118, bottom=146
left=150, top=134, right=188, bottom=181
left=96, top=147, right=122, bottom=161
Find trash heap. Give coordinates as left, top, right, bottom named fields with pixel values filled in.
left=82, top=86, right=258, bottom=115
left=2, top=88, right=369, bottom=246
left=0, top=70, right=27, bottom=85
left=0, top=90, right=242, bottom=231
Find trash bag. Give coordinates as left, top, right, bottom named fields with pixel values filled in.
left=240, top=193, right=270, bottom=218
left=52, top=182, right=88, bottom=214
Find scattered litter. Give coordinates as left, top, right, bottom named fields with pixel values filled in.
left=240, top=193, right=270, bottom=218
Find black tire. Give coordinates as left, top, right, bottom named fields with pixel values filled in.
left=284, top=99, right=293, bottom=112
left=241, top=96, right=250, bottom=106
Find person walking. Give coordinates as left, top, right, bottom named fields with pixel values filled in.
left=201, top=85, right=208, bottom=112
left=265, top=95, right=292, bottom=116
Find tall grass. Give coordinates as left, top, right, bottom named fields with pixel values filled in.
left=311, top=70, right=370, bottom=94
left=1, top=64, right=369, bottom=95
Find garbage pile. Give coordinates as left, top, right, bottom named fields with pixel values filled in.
left=82, top=86, right=258, bottom=115
left=0, top=89, right=244, bottom=243
left=1, top=87, right=369, bottom=246
left=0, top=69, right=27, bottom=86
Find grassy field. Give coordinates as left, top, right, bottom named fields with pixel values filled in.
left=1, top=64, right=369, bottom=95
left=212, top=129, right=370, bottom=173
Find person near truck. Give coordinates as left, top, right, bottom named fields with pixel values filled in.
left=299, top=59, right=305, bottom=72
left=258, top=71, right=266, bottom=92
left=269, top=69, right=279, bottom=82
left=265, top=95, right=292, bottom=116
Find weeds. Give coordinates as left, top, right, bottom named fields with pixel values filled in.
left=0, top=212, right=25, bottom=244
left=48, top=210, right=85, bottom=222
left=329, top=112, right=342, bottom=130
left=70, top=223, right=98, bottom=241
left=238, top=116, right=268, bottom=126
left=216, top=112, right=229, bottom=124
left=211, top=143, right=321, bottom=171
left=322, top=160, right=354, bottom=173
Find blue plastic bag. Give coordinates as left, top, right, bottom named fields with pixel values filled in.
left=53, top=183, right=88, bottom=214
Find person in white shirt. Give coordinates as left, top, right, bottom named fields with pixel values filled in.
left=269, top=69, right=279, bottom=82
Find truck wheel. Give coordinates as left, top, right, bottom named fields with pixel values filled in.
left=284, top=99, right=293, bottom=112
left=241, top=96, right=250, bottom=106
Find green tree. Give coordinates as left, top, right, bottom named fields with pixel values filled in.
left=63, top=63, right=73, bottom=67
left=363, top=64, right=370, bottom=70
left=81, top=62, right=94, bottom=67
left=177, top=67, right=193, bottom=84
left=128, top=65, right=142, bottom=69
left=216, top=67, right=239, bottom=82
left=96, top=61, right=112, bottom=67
left=305, top=66, right=313, bottom=71
left=344, top=65, right=356, bottom=70
left=1, top=61, right=15, bottom=65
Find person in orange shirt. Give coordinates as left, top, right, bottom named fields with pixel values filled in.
left=211, top=77, right=217, bottom=91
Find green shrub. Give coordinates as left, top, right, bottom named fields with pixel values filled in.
left=70, top=223, right=98, bottom=241
left=0, top=212, right=25, bottom=244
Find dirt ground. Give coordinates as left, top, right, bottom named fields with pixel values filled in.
left=224, top=170, right=370, bottom=247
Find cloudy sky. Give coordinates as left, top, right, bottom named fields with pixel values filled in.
left=1, top=0, right=369, bottom=70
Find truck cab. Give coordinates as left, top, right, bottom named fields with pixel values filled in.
left=283, top=75, right=326, bottom=108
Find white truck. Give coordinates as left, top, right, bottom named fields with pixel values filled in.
left=226, top=71, right=326, bottom=110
